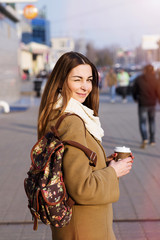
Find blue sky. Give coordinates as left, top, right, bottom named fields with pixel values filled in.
left=19, top=0, right=160, bottom=50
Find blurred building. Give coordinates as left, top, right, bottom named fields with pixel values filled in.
left=20, top=12, right=51, bottom=75
left=75, top=38, right=86, bottom=55
left=50, top=37, right=75, bottom=68
left=32, top=17, right=50, bottom=46
left=20, top=41, right=50, bottom=76
left=142, top=35, right=160, bottom=63
left=20, top=16, right=32, bottom=43
left=21, top=17, right=50, bottom=47
left=0, top=3, right=20, bottom=103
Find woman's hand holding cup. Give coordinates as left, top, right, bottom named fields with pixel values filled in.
left=107, top=146, right=134, bottom=178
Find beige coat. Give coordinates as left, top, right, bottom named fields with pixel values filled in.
left=46, top=114, right=119, bottom=240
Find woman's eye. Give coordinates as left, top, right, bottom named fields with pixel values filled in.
left=88, top=79, right=93, bottom=82
left=74, top=79, right=80, bottom=81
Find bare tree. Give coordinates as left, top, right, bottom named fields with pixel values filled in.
left=96, top=48, right=114, bottom=67
left=86, top=43, right=97, bottom=64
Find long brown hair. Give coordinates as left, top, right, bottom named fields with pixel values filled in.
left=38, top=51, right=99, bottom=139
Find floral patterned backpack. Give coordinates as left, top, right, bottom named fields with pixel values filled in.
left=24, top=113, right=97, bottom=230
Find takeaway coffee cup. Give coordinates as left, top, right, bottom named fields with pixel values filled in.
left=114, top=146, right=131, bottom=162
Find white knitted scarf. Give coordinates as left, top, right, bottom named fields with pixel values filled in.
left=55, top=96, right=104, bottom=142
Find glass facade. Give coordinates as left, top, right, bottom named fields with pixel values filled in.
left=22, top=17, right=50, bottom=46
left=32, top=18, right=50, bottom=46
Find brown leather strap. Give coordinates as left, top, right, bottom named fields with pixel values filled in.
left=51, top=113, right=73, bottom=138
left=33, top=216, right=38, bottom=231
left=63, top=140, right=97, bottom=167
left=55, top=113, right=72, bottom=130
left=66, top=196, right=75, bottom=208
left=52, top=113, right=97, bottom=167
left=55, top=113, right=86, bottom=136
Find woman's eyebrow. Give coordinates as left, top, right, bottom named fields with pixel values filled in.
left=71, top=75, right=93, bottom=78
left=71, top=75, right=82, bottom=78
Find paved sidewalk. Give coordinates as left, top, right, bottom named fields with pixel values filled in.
left=0, top=95, right=160, bottom=240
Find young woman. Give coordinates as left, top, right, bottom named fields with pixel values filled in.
left=38, top=52, right=133, bottom=240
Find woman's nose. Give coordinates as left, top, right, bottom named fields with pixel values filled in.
left=80, top=81, right=88, bottom=90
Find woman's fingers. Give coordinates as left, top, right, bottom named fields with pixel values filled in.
left=109, top=157, right=133, bottom=178
left=121, top=157, right=133, bottom=162
left=107, top=153, right=117, bottom=161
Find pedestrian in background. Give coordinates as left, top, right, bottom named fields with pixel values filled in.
left=38, top=51, right=133, bottom=240
left=117, top=68, right=130, bottom=103
left=132, top=64, right=160, bottom=149
left=105, top=68, right=117, bottom=103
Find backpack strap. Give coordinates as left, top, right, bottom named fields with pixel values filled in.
left=63, top=140, right=97, bottom=167
left=55, top=113, right=73, bottom=130
left=52, top=113, right=97, bottom=167
left=51, top=113, right=82, bottom=138
left=54, top=113, right=86, bottom=135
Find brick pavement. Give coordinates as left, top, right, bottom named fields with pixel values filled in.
left=0, top=95, right=160, bottom=240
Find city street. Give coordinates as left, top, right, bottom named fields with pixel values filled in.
left=0, top=94, right=160, bottom=240
left=1, top=1, right=160, bottom=239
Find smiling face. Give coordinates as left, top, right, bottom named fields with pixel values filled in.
left=67, top=64, right=93, bottom=103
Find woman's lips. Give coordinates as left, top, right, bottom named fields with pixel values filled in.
left=76, top=93, right=87, bottom=97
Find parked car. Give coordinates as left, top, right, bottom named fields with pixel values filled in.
left=33, top=70, right=49, bottom=97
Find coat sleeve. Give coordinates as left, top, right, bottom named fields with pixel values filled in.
left=132, top=77, right=139, bottom=101
left=57, top=115, right=119, bottom=205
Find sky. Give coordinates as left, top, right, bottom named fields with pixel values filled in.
left=19, top=0, right=160, bottom=50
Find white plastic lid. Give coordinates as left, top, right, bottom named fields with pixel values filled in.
left=114, top=146, right=131, bottom=153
